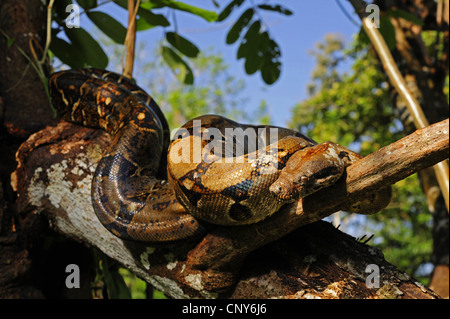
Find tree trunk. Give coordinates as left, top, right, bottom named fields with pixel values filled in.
left=0, top=0, right=94, bottom=298
left=10, top=119, right=447, bottom=298
left=0, top=0, right=52, bottom=298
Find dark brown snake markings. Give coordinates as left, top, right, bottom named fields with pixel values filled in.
left=49, top=69, right=389, bottom=242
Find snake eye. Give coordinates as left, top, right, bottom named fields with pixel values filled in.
left=294, top=175, right=308, bottom=186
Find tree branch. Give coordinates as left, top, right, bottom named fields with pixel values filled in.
left=11, top=119, right=448, bottom=298
left=186, top=118, right=449, bottom=273
left=122, top=0, right=139, bottom=78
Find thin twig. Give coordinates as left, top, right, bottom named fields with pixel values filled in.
left=122, top=0, right=140, bottom=78
left=335, top=0, right=360, bottom=27
left=40, top=0, right=55, bottom=65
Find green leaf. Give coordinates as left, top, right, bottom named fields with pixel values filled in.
left=76, top=0, right=97, bottom=10
left=244, top=51, right=262, bottom=74
left=258, top=4, right=293, bottom=16
left=54, top=0, right=73, bottom=23
left=113, top=0, right=169, bottom=28
left=237, top=41, right=247, bottom=60
left=113, top=0, right=132, bottom=9
left=139, top=0, right=166, bottom=10
left=379, top=15, right=396, bottom=51
left=136, top=18, right=153, bottom=31
left=103, top=270, right=131, bottom=299
left=87, top=11, right=127, bottom=44
left=388, top=9, right=423, bottom=26
left=161, top=45, right=194, bottom=84
left=238, top=20, right=261, bottom=59
left=226, top=8, right=254, bottom=44
left=166, top=32, right=199, bottom=58
left=357, top=26, right=370, bottom=47
left=259, top=33, right=281, bottom=84
left=100, top=257, right=131, bottom=299
left=153, top=0, right=218, bottom=22
left=114, top=0, right=160, bottom=10
left=266, top=36, right=281, bottom=60
left=7, top=37, right=15, bottom=48
left=50, top=36, right=86, bottom=68
left=218, top=0, right=244, bottom=21
left=64, top=27, right=108, bottom=68
left=138, top=9, right=170, bottom=27
left=261, top=60, right=281, bottom=85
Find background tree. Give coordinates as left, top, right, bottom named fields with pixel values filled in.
left=371, top=0, right=449, bottom=298
left=0, top=0, right=447, bottom=299
left=290, top=0, right=449, bottom=296
left=290, top=33, right=433, bottom=284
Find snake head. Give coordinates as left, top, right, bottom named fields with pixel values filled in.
left=270, top=142, right=347, bottom=201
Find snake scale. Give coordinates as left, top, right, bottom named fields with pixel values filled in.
left=49, top=68, right=389, bottom=242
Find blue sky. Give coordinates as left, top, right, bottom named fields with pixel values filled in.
left=81, top=1, right=362, bottom=127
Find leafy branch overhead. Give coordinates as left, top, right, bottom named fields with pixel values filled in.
left=49, top=0, right=292, bottom=85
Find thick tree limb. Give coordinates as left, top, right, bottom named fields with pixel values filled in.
left=186, top=119, right=449, bottom=271
left=11, top=119, right=448, bottom=298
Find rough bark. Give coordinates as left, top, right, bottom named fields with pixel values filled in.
left=0, top=0, right=55, bottom=299
left=11, top=119, right=448, bottom=298
left=0, top=0, right=56, bottom=138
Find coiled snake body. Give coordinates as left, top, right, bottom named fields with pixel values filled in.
left=49, top=69, right=387, bottom=242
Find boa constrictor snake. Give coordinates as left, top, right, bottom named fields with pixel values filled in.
left=49, top=69, right=390, bottom=242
